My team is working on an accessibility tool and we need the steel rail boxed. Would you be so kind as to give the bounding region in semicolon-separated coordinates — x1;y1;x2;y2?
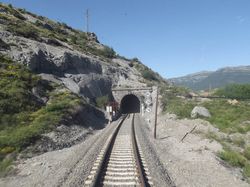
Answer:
87;115;127;187
85;113;150;187
131;114;150;187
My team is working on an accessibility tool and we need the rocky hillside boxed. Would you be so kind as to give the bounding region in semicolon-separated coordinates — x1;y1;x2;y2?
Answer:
0;3;166;100
170;66;250;91
0;3;168;173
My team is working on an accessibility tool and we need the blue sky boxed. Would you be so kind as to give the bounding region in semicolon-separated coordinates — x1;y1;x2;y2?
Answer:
1;0;250;78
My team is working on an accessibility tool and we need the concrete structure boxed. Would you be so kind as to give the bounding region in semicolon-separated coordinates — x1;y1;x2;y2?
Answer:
112;87;155;114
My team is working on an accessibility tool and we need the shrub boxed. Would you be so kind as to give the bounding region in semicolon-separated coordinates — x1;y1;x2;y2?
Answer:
96;95;109;109
128;62;134;67
7;4;13;9
0;4;26;20
6;21;39;40
60;22;73;30
244;147;250;160
70;35;77;44
141;69;158;81
243;163;250;177
132;57;140;62
134;62;159;82
215;84;250;99
102;46;116;58
0;158;13;177
231;137;245;147
34;20;43;27
17;8;27;14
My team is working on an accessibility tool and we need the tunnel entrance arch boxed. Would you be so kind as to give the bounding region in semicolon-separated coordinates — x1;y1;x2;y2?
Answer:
120;94;140;114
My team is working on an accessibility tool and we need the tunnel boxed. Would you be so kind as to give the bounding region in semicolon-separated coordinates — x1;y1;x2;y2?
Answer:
120;94;140;114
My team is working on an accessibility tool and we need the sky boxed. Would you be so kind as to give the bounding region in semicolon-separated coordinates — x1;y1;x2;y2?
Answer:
1;0;250;78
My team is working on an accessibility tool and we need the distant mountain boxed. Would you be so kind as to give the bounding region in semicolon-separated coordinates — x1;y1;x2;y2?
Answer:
169;66;250;91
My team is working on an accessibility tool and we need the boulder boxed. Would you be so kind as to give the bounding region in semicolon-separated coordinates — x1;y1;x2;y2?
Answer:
227;99;239;105
191;106;211;118
0;38;10;50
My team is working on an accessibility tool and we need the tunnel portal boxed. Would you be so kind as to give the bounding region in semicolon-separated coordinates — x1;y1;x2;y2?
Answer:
120;94;140;114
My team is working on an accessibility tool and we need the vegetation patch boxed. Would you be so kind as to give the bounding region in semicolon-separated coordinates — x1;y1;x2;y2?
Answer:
215;84;250;99
95;95;109;109
161;85;250;133
161;85;193;118
244;147;250;160
162;97;196;118
6;20;40;40
203;100;250;133
0;3;26;20
134;61;160;82
87;45;116;59
161;84;250;181
219;149;250;177
0;157;13;177
0;55;85;175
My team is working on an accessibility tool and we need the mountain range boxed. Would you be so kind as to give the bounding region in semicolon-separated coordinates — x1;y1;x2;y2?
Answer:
169;66;250;91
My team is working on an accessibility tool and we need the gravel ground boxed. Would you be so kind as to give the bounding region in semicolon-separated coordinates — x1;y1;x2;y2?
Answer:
0;120;121;187
135;114;175;187
144;112;250;187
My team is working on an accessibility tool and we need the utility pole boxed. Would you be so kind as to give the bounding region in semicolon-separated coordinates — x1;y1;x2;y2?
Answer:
85;9;89;33
154;87;158;139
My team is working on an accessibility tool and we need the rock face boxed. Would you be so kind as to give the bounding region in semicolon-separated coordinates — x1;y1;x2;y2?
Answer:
191;106;211;118
0;28;145;101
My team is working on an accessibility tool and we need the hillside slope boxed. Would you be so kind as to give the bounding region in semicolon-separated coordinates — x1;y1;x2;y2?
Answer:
170;66;250;90
0;3;166;101
0;3;167;174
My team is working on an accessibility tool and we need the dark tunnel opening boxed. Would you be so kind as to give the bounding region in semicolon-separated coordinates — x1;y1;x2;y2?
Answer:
120;94;140;114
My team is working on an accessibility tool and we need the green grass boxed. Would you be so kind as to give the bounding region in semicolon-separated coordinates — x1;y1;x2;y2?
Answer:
0;55;40;115
6;19;40;40
231;137;245;148
160;85;193;118
0;91;83;149
219;149;247;167
0;158;13;177
161;87;250;133
203;100;250;133
219;149;250;178
164;97;196;118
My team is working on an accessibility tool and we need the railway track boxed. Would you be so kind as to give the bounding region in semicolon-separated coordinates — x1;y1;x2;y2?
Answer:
84;114;153;187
